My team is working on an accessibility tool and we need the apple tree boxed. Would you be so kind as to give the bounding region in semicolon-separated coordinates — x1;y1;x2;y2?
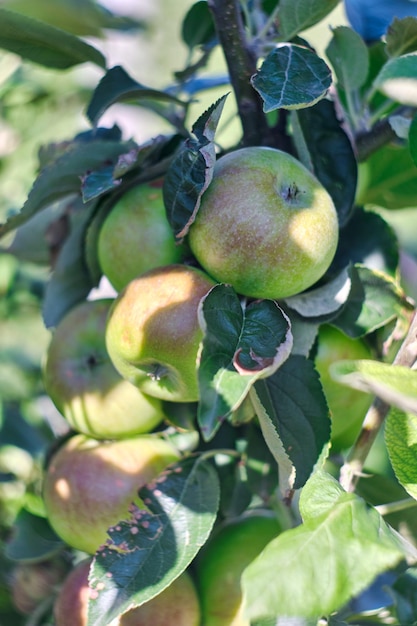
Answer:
2;0;417;624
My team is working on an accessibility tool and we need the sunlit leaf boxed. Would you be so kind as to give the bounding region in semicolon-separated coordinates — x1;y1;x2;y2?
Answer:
198;284;293;441
374;53;417;106
386;408;417;500
0;7;105;69
251;44;332;112
331;360;417;415
87;456;219;626
241;471;407;620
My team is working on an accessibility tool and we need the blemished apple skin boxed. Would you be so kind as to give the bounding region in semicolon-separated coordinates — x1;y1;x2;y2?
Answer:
43;433;180;554
315;324;373;451
97;181;183;292
105;264;216;403
43;299;165;440
196;511;283;626
53;558;201;626
188;146;339;300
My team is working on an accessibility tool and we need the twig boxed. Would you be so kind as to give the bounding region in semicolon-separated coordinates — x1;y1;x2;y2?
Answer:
339;310;417;492
207;0;271;147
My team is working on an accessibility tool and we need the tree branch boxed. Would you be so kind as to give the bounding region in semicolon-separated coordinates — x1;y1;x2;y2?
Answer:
207;0;271;147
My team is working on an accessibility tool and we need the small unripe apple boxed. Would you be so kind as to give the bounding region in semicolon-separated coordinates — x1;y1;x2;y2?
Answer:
43;433;180;554
53;558;201;626
105;264;216;403
196;511;283;625
314;324;373;451
43;298;165;439
97;181;183;292
188;146;339;300
11;556;69;615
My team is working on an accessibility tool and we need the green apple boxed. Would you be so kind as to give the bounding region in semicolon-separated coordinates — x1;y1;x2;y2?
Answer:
43;433;180;554
97;181;183;292
196;511;283;626
105;264;216;403
53;558;201;626
43;298;165;440
188;146;339;300
314;324;373;451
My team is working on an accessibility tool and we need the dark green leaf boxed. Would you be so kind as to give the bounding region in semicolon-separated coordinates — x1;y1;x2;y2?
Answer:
278;0;339;41
181;1;216;50
163;95;227;240
251;355;330;493
326;26;369;91
0;138;136;239
409;113;417;167
5;509;64;562
251;44;332;112
0;7;105;69
292;99;357;226
197;285;293;441
42;197;98;328
241;471;407;620
86;66;186;127
357;143;417;210
333;265;411;338
87;456;219;626
330;207;399;278
386;17;417;58
391;568;417;625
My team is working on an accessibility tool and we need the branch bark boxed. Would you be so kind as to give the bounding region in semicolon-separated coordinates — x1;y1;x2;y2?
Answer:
207;0;271;147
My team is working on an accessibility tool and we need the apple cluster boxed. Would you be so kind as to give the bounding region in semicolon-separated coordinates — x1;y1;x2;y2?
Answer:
35;146;340;624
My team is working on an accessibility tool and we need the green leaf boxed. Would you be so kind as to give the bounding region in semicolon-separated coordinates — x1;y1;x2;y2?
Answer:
181;1;216;50
42;197;98;328
278;0;339;41
357;143;417;210
331;207;399;279
251;44;332;112
332;361;417;415
409;114;417;167
197;285;293;441
374;53;417;106
0;7;105;69
285;267;351;319
86;66;186;127
163;95;227;240
0;137;136;239
5;509;64;562
0;0;142;37
386;409;417;500
333;265;410;338
87;456;219;626
386;17;417;58
291;99;357;226
241;470;406;620
391;567;417;625
251;356;331;494
326;26;369;91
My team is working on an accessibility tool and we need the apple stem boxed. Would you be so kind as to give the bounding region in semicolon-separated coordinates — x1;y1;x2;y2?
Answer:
207;0;271;147
339;310;417;493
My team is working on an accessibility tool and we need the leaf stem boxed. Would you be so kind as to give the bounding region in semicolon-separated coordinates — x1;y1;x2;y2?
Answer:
339;310;417;492
375;497;417;517
207;0;271;146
